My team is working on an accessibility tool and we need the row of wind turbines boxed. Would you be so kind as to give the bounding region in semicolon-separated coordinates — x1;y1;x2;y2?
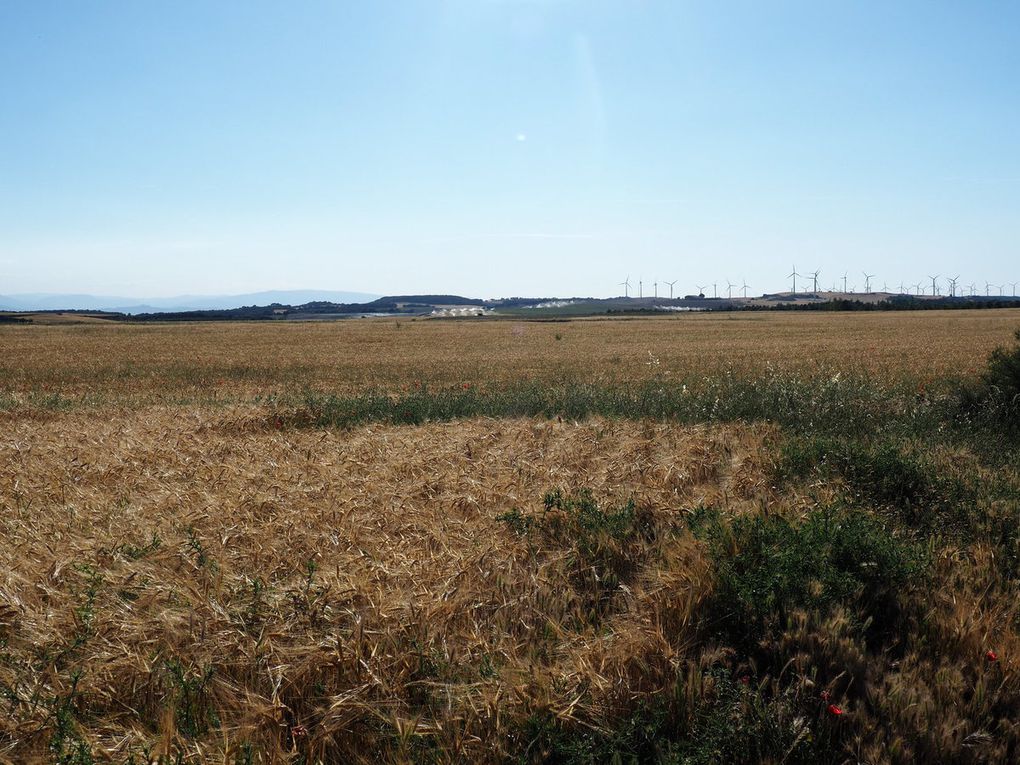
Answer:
617;277;753;300
786;267;1019;298
617;271;1019;300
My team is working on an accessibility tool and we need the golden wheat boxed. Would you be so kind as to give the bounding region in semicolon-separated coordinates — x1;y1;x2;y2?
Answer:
0;411;765;762
1;312;1018;763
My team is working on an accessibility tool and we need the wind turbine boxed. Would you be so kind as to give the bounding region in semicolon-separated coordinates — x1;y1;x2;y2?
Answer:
862;272;875;293
653;281;658;299
665;280;677;299
914;283;922;296
1011;282;1018;297
842;272;848;293
696;284;707;298
638;279;643;299
1000;284;1006;297
619;276;631;298
809;269;821;293
947;275;959;297
726;279;735;299
986;281;992;297
741;280;750;298
928;275;940;296
712;282;718;298
898;281;906;294
882;281;888;293
969;283;976;297
788;265;800;294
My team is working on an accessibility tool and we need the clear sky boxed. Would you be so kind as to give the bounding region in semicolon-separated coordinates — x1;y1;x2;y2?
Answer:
2;1;1018;298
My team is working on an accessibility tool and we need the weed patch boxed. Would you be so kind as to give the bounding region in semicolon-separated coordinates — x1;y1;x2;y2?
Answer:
298;372;925;438
511;668;838;765
689;506;927;647
499;489;656;624
778;438;977;536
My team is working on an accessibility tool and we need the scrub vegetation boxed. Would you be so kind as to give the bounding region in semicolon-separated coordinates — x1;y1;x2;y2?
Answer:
1;311;1019;763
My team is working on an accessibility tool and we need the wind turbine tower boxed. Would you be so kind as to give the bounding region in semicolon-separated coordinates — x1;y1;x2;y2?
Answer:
1011;282;1018;297
863;272;875;293
947;275;959;297
726;279;735;299
788;265;800;294
809;269;820;293
653;281;658;299
619;276;631;298
666;280;677;299
842;272;848;293
741;280;750;298
696;284;707;298
928;275;940;296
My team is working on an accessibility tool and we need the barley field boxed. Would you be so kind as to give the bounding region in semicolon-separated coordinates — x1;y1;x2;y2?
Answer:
1;311;1019;764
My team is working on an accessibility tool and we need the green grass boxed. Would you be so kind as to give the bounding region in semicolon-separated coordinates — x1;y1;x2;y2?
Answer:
297;372;941;436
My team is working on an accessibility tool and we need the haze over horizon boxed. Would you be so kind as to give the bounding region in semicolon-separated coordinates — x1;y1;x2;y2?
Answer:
2;1;1018;299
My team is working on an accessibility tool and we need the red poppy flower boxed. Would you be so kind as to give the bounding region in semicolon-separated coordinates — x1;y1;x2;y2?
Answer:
462;383;471;389
986;650;999;662
827;704;844;717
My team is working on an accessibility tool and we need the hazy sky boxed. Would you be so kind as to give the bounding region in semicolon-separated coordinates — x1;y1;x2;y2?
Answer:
2;1;1018;298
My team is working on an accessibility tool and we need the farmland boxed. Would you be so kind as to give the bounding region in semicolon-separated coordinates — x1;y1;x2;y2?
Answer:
1;310;1017;404
2;310;1019;764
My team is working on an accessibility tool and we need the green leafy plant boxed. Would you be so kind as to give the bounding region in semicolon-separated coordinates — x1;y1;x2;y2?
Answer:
48;670;94;765
163;661;220;738
689;506;927;646
499;489;656;624
511;668;836;765
778;437;976;536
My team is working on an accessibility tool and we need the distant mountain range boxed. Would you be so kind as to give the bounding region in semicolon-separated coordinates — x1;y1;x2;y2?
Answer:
0;290;380;313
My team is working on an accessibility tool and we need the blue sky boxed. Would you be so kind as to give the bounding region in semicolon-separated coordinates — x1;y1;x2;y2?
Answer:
1;1;1018;298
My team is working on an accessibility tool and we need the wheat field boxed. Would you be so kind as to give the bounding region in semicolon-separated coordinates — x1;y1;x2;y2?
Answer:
2;310;1017;404
1;311;1019;764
